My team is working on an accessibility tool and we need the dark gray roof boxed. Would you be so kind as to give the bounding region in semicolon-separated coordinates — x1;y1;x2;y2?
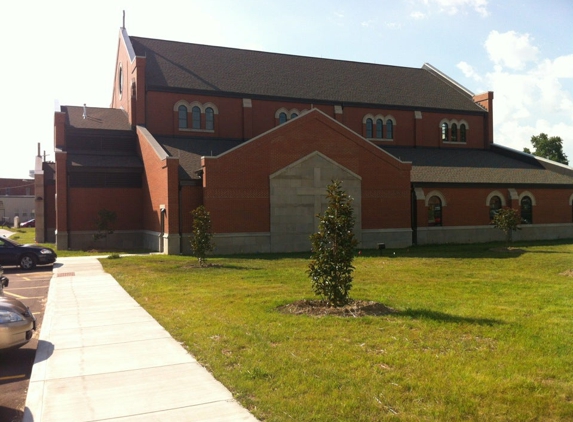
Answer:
130;36;484;113
62;106;132;131
156;137;244;180
382;146;573;185
67;153;143;169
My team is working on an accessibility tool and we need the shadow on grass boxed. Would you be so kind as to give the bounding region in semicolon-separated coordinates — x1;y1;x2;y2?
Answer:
397;308;503;326
186;263;261;271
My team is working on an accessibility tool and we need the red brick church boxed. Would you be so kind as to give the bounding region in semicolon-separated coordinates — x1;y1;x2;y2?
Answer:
35;26;573;254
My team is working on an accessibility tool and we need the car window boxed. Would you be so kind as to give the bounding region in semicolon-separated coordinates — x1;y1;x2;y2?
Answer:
0;239;15;248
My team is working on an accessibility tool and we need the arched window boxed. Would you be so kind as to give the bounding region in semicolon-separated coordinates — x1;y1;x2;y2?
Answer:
192;106;201;129
118;65;123;95
376;119;383;138
290;113;298;119
460;124;467;142
386;120;393;139
279;112;287;124
489;195;502;220
366;118;373;138
451;123;458;142
428;196;442;226
205;107;214;130
441;122;449;142
178;105;188;129
521;196;533;224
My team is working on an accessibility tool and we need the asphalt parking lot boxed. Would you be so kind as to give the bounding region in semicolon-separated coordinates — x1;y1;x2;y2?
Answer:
0;266;52;422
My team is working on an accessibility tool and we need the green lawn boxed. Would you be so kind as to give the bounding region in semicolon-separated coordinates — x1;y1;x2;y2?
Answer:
100;242;573;421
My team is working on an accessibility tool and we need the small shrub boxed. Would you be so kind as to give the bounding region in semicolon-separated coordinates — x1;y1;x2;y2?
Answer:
107;253;121;259
190;206;214;267
493;207;521;244
308;180;358;307
93;209;117;241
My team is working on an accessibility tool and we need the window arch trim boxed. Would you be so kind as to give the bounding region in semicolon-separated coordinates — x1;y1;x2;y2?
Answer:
275;108;304;123
424;190;447;207
275;107;289;118
362;113;375;123
174;100;217;132
485;191;506;207
203;102;219;114
363;114;396;140
518;191;536;206
173;100;190;111
440;119;469;143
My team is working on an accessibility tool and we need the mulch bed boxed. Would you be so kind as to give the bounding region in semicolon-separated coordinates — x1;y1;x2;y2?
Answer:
277;299;396;317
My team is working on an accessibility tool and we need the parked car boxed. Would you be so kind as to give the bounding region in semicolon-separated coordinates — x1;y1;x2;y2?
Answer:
0;266;36;350
0;237;57;270
0;266;7;293
20;219;35;228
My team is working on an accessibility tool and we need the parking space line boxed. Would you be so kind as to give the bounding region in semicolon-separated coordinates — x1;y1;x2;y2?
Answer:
6;286;50;290
2;291;27;299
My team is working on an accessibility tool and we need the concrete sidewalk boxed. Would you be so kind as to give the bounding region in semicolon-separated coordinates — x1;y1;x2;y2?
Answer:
24;256;257;421
0;229;13;238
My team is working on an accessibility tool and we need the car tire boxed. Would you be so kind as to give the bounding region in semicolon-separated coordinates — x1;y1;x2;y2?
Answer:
20;255;37;270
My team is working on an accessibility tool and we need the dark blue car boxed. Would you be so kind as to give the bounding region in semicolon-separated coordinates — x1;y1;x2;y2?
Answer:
0;237;57;270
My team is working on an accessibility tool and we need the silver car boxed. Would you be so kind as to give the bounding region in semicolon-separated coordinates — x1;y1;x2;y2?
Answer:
0;266;36;350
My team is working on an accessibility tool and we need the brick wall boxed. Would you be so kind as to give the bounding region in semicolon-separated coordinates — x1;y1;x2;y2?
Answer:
203;109;412;234
66;188;143;230
416;186;573;228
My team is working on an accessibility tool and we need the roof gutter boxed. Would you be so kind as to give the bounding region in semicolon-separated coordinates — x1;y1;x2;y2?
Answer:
422;63;475;97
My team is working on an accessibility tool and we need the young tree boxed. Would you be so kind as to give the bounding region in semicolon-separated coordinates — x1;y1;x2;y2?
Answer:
524;133;569;165
190;205;214;267
93;209;117;242
492;207;521;244
308;180;358;307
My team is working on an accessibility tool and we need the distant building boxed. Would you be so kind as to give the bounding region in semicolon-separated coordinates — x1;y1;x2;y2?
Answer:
38;27;573;253
0;178;35;226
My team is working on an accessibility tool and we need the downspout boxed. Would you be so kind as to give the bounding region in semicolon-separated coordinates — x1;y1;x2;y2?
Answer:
159;206;166;253
411;185;418;245
178;183;183;254
66;174;71;249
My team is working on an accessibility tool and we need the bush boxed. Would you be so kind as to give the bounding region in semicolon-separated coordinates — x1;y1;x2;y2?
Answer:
308;180;358;307
493;207;521;244
93;209;117;241
190;206;214;267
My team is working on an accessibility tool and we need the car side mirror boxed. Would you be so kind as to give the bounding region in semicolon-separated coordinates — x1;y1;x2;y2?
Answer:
1;278;8;288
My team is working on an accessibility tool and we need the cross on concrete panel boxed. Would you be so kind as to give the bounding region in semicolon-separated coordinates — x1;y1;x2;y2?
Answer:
296;167;326;231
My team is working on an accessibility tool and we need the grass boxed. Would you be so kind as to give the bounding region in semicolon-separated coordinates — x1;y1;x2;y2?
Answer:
100;242;573;421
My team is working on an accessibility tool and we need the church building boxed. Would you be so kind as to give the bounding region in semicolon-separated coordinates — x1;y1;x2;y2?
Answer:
34;26;573;254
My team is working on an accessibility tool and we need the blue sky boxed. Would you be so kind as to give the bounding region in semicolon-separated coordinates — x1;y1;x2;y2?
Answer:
1;0;571;178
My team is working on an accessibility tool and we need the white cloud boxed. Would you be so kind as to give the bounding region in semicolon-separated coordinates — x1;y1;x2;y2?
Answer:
540;54;573;79
464;31;573;162
484;30;539;70
410;11;426;19
385;22;403;29
415;0;489;17
457;61;482;82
